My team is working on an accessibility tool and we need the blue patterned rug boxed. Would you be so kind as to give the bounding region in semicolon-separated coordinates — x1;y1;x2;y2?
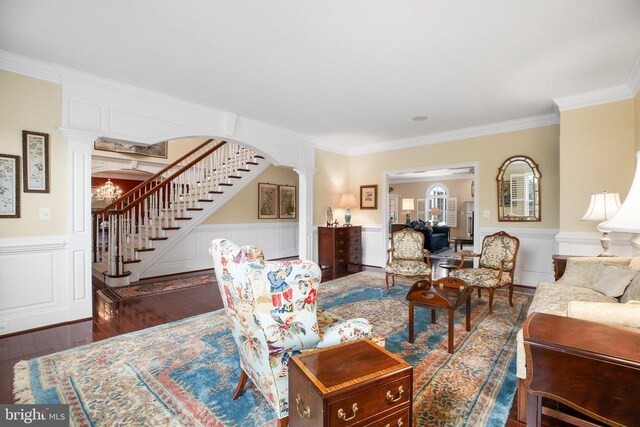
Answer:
14;272;530;426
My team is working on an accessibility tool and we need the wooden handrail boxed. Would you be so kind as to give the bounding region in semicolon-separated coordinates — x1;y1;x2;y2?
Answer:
96;138;215;213
107;141;227;215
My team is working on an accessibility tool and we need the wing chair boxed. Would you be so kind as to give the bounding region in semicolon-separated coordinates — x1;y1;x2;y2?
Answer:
450;230;520;313
385;228;432;290
209;239;373;426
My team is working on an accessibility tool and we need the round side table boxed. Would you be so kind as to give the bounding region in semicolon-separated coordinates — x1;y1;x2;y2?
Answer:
438;263;458;277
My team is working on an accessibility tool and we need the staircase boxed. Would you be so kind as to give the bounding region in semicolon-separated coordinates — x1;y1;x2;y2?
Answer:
92;139;268;286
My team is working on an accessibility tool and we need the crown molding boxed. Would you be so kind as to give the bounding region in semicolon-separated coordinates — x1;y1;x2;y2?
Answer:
389;173;474;184
553;85;634;112
0;49;60;83
342;113;560;156
627;50;640;96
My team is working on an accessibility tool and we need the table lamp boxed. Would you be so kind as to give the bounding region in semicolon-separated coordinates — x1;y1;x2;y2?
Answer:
430;207;442;225
402;198;415;223
581;191;621;256
339;192;357;226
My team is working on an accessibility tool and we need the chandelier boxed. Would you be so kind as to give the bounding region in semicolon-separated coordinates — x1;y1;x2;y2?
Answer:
92;179;123;203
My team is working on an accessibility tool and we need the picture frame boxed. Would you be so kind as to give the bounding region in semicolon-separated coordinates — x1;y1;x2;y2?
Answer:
94;138;168;159
278;185;296;219
258;183;278;219
0;154;20;218
22;130;49;193
360;184;378;209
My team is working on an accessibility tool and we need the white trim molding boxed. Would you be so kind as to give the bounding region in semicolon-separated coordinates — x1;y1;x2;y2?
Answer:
552;85;635;112
555;231;635;256
142;222;299;278
0;236;67;254
627;49;640;96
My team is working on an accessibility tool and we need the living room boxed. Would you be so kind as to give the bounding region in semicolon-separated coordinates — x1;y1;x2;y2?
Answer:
1;1;640;426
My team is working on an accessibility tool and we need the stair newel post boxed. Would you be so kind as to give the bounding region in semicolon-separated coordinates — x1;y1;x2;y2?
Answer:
159;186;165;236
137;201;143;255
150;192;157;241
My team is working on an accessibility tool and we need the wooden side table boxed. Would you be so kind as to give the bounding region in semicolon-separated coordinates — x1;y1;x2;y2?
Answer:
406;277;474;353
288;339;413;426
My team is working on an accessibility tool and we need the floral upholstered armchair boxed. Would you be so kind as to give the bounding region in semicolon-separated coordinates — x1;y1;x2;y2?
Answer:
450;231;520;313
385;228;432;290
209;239;372;425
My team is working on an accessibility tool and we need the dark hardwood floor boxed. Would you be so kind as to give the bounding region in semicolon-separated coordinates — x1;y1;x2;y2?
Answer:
0;265;575;426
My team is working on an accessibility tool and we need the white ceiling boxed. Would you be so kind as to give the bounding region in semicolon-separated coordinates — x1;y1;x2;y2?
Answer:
1;0;639;153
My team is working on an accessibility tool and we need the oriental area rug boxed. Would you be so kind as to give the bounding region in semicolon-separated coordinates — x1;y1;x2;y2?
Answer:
97;272;215;303
14;272;531;426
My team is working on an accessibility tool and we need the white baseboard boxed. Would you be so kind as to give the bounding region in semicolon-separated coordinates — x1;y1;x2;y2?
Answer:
0;236;77;335
141;222;299;278
555;231;635;256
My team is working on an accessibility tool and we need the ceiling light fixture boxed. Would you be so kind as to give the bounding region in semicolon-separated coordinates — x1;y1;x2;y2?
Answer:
92;179;123;203
411;116;429;122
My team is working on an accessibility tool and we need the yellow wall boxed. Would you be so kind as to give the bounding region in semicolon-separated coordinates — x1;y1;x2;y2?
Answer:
203;165;298;223
389;179;473;237
559;99;636;232
314;149;350;224
635;90;640;152
316;125;560;229
0;70;67;237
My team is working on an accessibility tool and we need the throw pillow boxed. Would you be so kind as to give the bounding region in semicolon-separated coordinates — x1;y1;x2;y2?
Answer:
557;257;631;288
621;273;640;303
592;264;638;298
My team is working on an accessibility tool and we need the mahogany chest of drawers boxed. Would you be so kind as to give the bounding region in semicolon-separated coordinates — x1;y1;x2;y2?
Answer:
318;226;362;273
289;339;413;427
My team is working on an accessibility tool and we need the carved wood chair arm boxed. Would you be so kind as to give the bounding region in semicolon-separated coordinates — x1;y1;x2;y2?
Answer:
458;253;480;269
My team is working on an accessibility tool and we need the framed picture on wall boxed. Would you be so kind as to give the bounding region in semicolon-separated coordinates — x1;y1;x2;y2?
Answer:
360;184;378;209
22;130;49;193
278;185;296;219
0;154;20;218
258;183;278;219
94;137;168;159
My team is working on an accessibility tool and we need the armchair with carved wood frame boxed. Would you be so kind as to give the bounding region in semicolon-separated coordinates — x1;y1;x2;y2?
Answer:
385;228;432;290
450;230;520;313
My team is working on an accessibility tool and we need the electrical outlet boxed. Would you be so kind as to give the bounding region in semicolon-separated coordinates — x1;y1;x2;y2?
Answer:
0;322;8;334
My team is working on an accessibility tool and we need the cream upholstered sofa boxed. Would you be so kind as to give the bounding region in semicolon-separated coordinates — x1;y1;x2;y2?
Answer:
516;256;640;418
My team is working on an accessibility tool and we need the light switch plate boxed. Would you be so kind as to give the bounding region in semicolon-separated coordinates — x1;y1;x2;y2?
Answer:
39;207;52;220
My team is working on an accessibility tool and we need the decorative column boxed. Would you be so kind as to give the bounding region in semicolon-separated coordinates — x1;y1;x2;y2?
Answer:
294;167;316;261
60;128;99;320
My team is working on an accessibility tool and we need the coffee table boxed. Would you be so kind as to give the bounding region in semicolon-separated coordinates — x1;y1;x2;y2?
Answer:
406;277;475;353
454;237;473;252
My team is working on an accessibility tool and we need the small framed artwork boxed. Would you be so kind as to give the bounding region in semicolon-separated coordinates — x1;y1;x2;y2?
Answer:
258;183;278;219
22;130;49;193
360;184;378;209
0;154;20;218
278;185;296;219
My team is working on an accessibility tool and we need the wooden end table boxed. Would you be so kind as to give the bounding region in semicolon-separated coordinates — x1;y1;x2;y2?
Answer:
406;277;474;353
288;339;413;426
454;237;474;252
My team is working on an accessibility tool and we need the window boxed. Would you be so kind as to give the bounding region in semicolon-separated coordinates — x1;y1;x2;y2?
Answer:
425;183;457;227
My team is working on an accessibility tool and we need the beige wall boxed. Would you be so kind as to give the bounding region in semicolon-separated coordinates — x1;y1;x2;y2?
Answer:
559;99;636;232
0;70;67;237
92;137;205;164
390;179;473;237
315;125;560;230
313;149;350;224
204;165;298;224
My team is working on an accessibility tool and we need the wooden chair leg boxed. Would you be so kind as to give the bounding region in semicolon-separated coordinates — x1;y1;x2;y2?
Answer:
385;273;390;290
508;283;514;307
392;275;396;287
517;379;527;423
477;288;481;298
232;369;248;400
488;288;494;314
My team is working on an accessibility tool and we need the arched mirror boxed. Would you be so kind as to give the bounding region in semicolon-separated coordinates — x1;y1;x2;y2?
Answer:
497;155;541;222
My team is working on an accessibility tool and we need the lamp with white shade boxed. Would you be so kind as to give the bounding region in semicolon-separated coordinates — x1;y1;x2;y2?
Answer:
339;192;357;226
581;191;621;256
600;152;640;236
402;198;414;223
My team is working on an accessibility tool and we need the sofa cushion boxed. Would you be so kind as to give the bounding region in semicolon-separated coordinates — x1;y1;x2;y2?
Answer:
567;301;640;328
592;264;638;297
527;283;617;317
556;257;632;289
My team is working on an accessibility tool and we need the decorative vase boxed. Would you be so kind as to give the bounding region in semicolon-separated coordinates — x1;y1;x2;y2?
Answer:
344;207;352;226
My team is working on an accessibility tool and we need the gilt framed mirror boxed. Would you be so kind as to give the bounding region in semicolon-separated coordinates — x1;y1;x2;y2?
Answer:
497;155;541;222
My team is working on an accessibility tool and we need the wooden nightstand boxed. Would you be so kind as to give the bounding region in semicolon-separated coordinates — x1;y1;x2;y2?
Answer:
288;339;413;426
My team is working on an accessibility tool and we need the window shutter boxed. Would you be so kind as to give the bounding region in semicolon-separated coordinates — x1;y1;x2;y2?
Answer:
510;174;526;216
417;199;426;221
446;197;457;227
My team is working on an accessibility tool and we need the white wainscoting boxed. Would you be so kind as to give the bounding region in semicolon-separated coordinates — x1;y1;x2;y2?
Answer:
555;231;635;256
477;227;558;286
0;236;71;335
142;222;299;278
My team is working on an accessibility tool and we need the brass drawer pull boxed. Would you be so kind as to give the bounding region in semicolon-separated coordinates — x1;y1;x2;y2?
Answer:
296;393;311;418
385;419;403;427
386;385;404;403
337;403;358;421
